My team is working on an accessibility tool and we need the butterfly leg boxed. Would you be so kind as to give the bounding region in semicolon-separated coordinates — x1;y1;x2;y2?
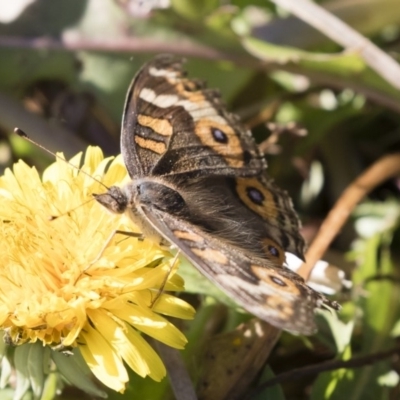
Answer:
115;230;144;240
150;250;181;308
85;230;143;272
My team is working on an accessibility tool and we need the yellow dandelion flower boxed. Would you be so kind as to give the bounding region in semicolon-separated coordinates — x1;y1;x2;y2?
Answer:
0;146;194;393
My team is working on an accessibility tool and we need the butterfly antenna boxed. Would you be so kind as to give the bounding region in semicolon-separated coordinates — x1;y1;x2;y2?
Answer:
49;198;95;221
14;127;109;190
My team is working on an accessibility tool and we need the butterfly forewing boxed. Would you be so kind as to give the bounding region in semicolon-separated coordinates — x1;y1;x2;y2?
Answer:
121;54;265;179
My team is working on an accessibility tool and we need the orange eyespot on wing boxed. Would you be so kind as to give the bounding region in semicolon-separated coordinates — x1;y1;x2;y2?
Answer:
260;238;286;265
235;177;279;220
194;119;245;168
251;265;302;296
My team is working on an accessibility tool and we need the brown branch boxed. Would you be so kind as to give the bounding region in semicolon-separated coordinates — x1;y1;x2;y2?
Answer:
0;35;254;65
298;153;400;279
247;346;400;398
152;340;197;400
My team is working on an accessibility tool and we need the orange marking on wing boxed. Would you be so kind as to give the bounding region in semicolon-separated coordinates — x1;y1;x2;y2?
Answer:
172;81;206;101
179;80;199;92
184;91;207;103
134;136;166;154
173;230;204;243
137;115;173;137
192;248;228;265
264;295;294;318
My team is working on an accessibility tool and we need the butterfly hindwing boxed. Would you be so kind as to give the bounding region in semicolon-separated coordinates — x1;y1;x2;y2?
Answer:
150;173;305;263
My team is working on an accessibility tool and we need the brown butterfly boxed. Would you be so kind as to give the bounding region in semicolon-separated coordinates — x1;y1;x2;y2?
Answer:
95;55;340;335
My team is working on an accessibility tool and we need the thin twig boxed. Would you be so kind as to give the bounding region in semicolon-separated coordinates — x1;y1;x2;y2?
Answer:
152;340;198;400
298;153;400;279
271;0;400;90
247;346;400;398
0;35;250;65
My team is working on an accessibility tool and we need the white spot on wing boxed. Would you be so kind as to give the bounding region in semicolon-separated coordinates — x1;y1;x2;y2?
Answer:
139;88;156;103
149;67;179;78
188;107;217;120
139;88;179;108
139;89;227;125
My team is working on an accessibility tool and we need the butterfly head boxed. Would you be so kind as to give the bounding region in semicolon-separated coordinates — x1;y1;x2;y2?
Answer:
93;186;128;214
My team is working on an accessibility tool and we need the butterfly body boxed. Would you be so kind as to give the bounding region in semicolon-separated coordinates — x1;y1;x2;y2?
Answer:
95;55;340;335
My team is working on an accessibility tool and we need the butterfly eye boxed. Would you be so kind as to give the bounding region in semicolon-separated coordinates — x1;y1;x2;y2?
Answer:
246;186;265;205
211;128;228;143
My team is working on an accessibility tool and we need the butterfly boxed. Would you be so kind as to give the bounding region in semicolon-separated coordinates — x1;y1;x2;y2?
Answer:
95;54;340;335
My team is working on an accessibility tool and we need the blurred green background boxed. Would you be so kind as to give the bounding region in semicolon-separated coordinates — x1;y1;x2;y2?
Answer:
0;1;399;399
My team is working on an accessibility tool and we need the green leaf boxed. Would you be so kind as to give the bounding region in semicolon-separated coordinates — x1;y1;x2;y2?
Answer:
40;373;58;400
254;366;286;400
27;342;44;399
52;348;106;398
313;226;400;400
241;36;400;112
14;345;31;400
318;310;354;354
171;0;219;20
